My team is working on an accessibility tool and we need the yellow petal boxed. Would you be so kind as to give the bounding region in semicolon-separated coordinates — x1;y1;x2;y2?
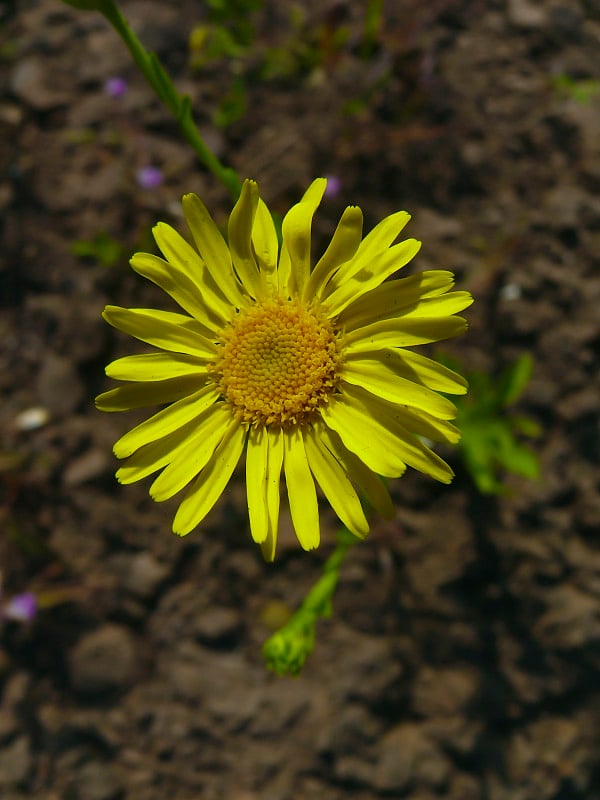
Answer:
246;425;269;544
113;385;221;459
346;347;468;395
105;352;209;382
283;427;320;550
102;306;217;358
398;291;474;319
321;397;408;477
343;385;455;483
280;178;327;296
151;223;232;322
338;270;456;330
386;403;461;445
260;427;284;562
228;179;263;299
115;420;199;484
345;315;469;352
130;250;227;328
173;421;247;536
181;193;244;307
252;197;279;274
323;239;421;317
95;375;207;412
304;427;369;538
318;425;395;519
150;403;232;501
341;361;457;419
326;210;412;293
303;205;363;301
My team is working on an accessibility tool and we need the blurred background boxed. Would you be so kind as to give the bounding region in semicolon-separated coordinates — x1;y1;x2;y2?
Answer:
0;0;599;798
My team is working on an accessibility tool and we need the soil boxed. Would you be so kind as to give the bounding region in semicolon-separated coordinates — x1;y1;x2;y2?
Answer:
1;0;600;798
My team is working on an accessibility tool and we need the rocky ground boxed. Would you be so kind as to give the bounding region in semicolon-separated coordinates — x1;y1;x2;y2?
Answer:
1;0;599;798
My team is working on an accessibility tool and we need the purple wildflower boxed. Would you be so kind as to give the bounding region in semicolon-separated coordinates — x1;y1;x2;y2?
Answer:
104;76;128;98
3;592;37;623
136;166;165;190
324;175;342;198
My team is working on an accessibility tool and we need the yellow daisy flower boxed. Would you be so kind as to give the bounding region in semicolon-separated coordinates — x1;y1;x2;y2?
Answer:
97;178;472;560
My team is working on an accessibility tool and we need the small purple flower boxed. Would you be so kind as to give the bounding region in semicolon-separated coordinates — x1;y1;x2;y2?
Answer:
3;592;37;623
136;166;165;190
104;76;128;98
324;175;342;198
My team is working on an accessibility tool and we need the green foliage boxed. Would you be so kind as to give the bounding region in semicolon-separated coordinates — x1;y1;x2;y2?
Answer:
71;231;124;267
213;77;247;128
361;0;383;58
447;354;541;495
551;74;600;104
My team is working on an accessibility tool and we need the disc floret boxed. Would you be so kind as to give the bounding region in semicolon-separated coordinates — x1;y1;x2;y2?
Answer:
213;297;341;426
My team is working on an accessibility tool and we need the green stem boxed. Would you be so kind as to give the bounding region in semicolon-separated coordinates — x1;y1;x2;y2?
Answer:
99;0;242;199
262;529;358;676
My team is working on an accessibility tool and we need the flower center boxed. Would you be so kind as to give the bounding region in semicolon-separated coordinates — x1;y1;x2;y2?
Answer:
213;297;341;426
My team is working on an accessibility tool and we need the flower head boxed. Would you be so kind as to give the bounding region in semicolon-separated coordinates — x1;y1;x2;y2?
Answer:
97;179;472;560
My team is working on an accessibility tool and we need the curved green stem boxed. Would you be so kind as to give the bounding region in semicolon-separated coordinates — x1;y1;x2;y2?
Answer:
262;529;358;676
98;0;242;199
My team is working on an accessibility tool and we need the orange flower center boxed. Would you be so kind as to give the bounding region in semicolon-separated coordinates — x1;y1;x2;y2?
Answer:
213;297;341;426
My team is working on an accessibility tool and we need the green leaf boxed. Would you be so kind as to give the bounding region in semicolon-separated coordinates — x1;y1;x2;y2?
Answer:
497;354;534;407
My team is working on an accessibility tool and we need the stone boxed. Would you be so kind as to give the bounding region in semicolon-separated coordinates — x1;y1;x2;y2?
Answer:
62;448;110;486
0;736;32;788
194;607;244;644
69;625;137;695
36;353;85;416
120;552;169;599
374;723;452;792
73;760;124;800
412;665;479;717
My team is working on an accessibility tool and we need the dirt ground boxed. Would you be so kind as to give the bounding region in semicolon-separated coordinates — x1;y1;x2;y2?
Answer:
1;0;599;798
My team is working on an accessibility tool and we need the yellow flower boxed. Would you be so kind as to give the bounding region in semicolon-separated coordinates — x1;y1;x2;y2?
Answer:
97;179;472;560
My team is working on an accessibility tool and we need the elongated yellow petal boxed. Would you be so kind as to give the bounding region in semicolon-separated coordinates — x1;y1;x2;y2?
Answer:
323;239;421;317
303;205;363;301
95;375;207;412
386;292;472;322
318;425;395;519
386;402;461;445
113;385;221;459
173;421;247;536
252;197;278;274
280;178;327;296
326;210;411;294
181;193;244;307
102;306;217;358
115;420;199;484
130;251;227;328
341;361;457;419
342;376;460;443
304;427;369;538
105;352;209;382
260;427;284;562
320;397;407;478
150;403;232;501
345;316;468;352
338;271;456;330
345;347;468;394
283;428;320;550
228;179;263;299
151;222;233;321
343;384;454;483
246;425;269;544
